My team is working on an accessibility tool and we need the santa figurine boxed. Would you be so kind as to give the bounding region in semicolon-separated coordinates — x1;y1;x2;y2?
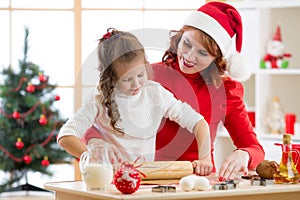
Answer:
260;25;292;69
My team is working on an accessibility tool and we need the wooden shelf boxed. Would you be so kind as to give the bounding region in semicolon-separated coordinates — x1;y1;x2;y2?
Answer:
256;69;300;75
258;133;300;142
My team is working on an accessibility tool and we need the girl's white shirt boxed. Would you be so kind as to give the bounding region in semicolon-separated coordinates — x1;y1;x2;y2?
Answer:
58;80;203;162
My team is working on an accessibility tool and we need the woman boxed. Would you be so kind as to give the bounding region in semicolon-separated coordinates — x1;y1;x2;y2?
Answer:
152;1;264;180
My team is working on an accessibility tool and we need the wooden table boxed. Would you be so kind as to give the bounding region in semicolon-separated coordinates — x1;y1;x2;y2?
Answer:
44;179;300;200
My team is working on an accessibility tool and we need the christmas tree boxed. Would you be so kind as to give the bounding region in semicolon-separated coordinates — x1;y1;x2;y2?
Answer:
0;27;73;192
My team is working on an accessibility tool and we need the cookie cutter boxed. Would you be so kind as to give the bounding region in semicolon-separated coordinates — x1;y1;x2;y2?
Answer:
212;183;228;190
250;179;274;186
212;180;239;190
225;180;239;189
242;174;274;186
152;186;176;193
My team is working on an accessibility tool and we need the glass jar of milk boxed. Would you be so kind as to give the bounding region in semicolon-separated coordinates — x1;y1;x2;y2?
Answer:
79;143;114;190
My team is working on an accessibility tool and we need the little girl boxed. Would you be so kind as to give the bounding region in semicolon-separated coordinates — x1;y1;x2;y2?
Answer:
57;28;212;175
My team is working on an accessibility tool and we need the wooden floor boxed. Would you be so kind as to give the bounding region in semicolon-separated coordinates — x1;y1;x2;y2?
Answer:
0;191;54;200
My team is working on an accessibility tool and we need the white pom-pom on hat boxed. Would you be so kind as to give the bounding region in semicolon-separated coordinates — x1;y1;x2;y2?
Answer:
226;52;252;81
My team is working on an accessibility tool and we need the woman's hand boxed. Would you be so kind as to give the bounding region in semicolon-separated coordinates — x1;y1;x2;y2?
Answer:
192;155;213;176
218;149;249;180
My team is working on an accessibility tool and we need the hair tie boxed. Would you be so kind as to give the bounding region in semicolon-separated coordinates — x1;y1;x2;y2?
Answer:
102;32;111;39
101;28;120;41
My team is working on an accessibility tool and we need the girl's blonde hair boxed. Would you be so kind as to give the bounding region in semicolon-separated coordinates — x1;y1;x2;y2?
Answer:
96;28;147;135
162;26;227;87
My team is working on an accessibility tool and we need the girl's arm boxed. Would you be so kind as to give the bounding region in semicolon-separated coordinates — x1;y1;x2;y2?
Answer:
157;82;213;174
192;119;213;176
58;135;87;159
57;91;98;158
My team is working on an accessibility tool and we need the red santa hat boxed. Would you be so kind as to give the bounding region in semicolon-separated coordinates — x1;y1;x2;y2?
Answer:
183;1;251;81
273;25;282;41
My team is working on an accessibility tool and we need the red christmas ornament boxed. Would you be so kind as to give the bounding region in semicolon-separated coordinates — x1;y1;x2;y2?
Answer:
12;111;20;119
54;95;60;101
39;114;47;126
41;156;50;167
23;155;32;164
26;83;35;93
38;72;47;82
114;161;144;194
15;137;24;150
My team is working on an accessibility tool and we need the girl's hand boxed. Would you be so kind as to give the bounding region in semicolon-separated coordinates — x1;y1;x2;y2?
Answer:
107;144;122;165
218;149;249;181
192;155;213;176
87;138;122;165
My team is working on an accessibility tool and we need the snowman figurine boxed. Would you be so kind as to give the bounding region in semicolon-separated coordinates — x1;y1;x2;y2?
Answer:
260;25;292;69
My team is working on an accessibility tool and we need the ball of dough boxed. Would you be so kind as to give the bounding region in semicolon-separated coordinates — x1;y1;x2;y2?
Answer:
194;176;210;191
179;176;195;191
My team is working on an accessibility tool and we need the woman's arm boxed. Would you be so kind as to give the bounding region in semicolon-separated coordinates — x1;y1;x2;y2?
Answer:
219;80;265;179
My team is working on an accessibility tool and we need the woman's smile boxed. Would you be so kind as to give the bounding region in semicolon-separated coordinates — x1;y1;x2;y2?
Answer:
183;57;196;68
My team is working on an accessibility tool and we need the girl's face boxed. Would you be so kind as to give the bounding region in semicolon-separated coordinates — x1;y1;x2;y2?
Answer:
115;56;147;96
177;28;215;74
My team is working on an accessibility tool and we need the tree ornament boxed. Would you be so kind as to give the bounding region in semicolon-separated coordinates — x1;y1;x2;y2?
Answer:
41;156;50;167
38;72;47;82
54;95;60;101
12;111;20;119
114;163;141;194
39;114;47;126
23;155;32;164
113;157;146;194
15;137;24;150
26;83;35;93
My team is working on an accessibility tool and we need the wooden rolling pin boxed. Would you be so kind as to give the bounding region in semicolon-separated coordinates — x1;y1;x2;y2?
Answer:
137;161;193;180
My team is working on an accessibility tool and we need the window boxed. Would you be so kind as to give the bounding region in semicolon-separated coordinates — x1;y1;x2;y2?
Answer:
0;0;205;118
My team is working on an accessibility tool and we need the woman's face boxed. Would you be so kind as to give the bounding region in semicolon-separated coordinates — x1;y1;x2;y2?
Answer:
177;28;216;74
